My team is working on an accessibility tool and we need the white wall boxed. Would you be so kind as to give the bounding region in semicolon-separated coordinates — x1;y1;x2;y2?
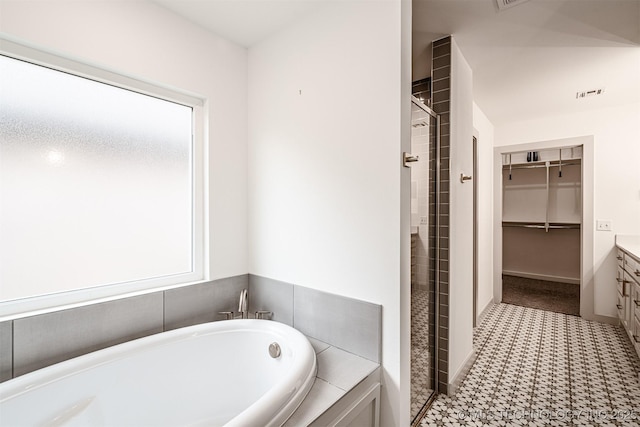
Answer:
0;1;249;282
472;103;495;318
247;1;410;424
494;103;640;318
448;39;474;385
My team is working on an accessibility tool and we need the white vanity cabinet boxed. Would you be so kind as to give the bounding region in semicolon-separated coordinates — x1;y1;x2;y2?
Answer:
633;280;640;350
616;254;627;329
616;238;640;358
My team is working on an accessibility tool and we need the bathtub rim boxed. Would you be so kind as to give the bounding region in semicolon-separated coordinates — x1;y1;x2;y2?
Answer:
0;319;317;426
221;319;318;427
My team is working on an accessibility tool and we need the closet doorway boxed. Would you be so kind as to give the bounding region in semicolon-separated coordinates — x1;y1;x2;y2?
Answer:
500;145;582;316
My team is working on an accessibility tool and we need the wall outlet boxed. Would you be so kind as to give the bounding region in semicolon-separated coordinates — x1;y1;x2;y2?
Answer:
596;220;612;231
420;216;428;225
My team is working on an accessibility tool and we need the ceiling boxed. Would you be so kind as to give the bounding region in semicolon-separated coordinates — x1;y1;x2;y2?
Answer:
156;0;640;126
155;0;323;47
413;0;640;125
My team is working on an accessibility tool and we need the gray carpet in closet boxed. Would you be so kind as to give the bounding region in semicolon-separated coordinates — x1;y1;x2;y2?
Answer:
502;274;580;316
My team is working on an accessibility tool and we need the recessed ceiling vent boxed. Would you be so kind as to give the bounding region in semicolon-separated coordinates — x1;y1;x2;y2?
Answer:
496;0;530;10
576;88;605;99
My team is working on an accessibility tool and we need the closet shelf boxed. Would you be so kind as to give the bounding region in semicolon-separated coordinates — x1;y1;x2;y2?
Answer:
502;159;581;170
502;221;581;230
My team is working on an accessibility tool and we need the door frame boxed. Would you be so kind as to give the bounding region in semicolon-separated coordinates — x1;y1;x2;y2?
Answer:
492;135;594;320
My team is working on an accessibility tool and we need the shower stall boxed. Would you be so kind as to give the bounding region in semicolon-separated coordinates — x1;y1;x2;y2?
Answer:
409;93;441;425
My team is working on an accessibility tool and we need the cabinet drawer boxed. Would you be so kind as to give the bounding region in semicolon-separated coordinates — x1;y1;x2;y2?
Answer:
624;254;638;278
617;249;625;268
634;282;640;321
630;258;640;284
617;292;625;322
634;316;640;354
616;267;627;296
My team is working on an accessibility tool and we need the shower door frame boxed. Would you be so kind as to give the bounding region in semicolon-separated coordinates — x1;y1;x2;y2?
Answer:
410;95;441;424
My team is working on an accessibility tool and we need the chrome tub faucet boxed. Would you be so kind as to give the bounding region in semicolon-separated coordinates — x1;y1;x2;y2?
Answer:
219;289;272;320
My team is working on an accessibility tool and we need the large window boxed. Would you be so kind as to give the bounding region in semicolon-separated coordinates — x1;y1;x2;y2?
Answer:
0;41;205;317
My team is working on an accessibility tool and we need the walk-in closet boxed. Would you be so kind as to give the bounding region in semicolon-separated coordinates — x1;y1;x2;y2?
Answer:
501;146;582;315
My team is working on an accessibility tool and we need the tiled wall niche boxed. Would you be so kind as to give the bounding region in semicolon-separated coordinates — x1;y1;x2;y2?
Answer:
0;275;381;382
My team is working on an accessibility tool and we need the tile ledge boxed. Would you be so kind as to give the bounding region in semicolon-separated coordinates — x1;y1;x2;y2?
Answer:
285;338;380;426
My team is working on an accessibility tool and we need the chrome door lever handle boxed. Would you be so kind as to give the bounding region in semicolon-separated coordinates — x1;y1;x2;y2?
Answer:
403;152;419;167
460;173;472;183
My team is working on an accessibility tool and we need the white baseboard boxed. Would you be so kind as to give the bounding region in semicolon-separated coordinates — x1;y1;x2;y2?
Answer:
476;299;494;327
502;270;580;285
588;313;619;325
448;349;476;396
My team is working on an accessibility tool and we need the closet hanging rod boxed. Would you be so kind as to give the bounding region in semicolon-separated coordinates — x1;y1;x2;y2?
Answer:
502;159;581;170
502;222;581;230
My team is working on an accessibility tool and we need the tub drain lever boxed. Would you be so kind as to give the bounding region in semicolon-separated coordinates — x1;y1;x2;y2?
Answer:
269;342;281;359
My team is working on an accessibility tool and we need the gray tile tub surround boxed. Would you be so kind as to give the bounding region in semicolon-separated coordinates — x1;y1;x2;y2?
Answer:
12;293;164;377
248;275;294;326
164;275;248;330
248;275;382;364
2;275;249;381
4;274;380;382
294;286;382;364
0;321;12;381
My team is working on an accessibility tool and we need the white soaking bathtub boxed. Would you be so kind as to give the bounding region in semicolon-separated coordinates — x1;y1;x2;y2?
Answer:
0;319;317;427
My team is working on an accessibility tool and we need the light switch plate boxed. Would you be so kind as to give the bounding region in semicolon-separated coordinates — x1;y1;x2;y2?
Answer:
596;220;612;231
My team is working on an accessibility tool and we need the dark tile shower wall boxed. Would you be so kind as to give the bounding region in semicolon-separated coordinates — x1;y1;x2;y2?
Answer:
412;78;431;106
431;36;451;395
410;37;451;396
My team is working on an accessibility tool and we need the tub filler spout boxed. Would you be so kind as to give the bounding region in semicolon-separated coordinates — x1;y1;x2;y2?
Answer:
238;289;248;319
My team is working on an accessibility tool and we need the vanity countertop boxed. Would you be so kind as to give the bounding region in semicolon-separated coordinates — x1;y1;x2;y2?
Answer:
616;235;640;261
284;337;380;426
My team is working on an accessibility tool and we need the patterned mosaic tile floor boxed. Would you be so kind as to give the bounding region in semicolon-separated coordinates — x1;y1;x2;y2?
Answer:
421;303;640;426
412;288;435;422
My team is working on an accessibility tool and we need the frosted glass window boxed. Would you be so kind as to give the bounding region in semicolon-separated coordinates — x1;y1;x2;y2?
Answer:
0;55;194;302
